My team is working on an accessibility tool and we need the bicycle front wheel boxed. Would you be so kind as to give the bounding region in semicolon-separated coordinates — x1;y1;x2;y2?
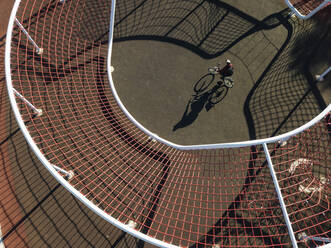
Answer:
194;74;214;93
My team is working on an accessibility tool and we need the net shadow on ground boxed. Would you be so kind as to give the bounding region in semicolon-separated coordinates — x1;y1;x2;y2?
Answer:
77;2;296;246
4;1;330;247
101;2;330;246
0;36;153;248
103;0;294;134
80;2;326;247
244;12;330;142
82;0;289;59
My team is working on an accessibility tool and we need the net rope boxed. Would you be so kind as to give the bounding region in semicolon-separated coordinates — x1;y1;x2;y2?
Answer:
287;0;330;17
6;0;330;247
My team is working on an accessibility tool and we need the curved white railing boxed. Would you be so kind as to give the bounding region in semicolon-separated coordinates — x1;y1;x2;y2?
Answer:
106;5;329;246
5;0;330;247
285;0;331;19
5;1;178;247
107;14;331;150
107;1;331;151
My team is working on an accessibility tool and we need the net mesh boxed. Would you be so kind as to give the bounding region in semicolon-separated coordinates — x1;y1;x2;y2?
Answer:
7;0;330;247
287;0;330;16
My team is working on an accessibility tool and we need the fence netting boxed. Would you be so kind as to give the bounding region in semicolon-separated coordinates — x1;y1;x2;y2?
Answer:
287;0;330;16
7;0;330;247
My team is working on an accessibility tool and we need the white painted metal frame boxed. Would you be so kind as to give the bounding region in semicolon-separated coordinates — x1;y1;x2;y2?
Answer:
316;66;331;81
13;88;42;116
319;244;331;248
0;224;5;248
285;0;331;19
299;233;331;244
319;243;331;248
15;17;43;54
263;144;298;248
5;0;331;247
5;1;178;248
106;1;330;246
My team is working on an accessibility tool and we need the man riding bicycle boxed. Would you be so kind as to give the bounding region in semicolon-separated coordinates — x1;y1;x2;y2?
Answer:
211;59;234;88
216;59;234;77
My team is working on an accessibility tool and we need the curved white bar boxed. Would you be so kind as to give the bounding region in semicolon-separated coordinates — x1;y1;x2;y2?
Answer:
107;38;331;150
107;1;331;151
285;0;331;19
5;1;178;247
5;0;331;247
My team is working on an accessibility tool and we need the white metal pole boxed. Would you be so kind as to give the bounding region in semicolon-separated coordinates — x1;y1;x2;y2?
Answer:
318;243;331;248
303;236;331;243
51;164;74;179
316;66;331;81
6;1;178;248
285;0;331;19
13;88;42;116
263;143;298;248
15;17;43;54
0;224;5;248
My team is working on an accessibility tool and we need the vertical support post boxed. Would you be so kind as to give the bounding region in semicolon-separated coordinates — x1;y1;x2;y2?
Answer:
263;143;298;248
316;66;331;81
15;18;43;55
13;88;42;116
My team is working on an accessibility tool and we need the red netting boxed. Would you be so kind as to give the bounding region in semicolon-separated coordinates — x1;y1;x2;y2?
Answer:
268;117;330;247
6;0;330;247
287;0;331;16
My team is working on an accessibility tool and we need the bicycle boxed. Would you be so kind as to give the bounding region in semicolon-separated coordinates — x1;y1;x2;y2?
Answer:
208;65;234;84
191;76;234;105
208;77;233;104
194;73;215;93
194;64;234;92
208;66;220;75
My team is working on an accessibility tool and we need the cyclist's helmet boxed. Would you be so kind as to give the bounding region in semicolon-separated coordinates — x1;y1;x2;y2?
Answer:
226;59;231;64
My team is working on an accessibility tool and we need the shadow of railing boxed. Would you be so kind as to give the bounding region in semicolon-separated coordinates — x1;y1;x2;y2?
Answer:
189;11;329;248
77;0;289;58
0;35;148;248
244;14;328;141
4;0;330;247
112;1;289;59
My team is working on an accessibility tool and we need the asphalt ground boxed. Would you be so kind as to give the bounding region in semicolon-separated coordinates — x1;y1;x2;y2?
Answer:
112;0;330;145
0;0;330;247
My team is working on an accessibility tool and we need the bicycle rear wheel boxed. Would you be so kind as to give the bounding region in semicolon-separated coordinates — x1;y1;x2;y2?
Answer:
209;85;228;104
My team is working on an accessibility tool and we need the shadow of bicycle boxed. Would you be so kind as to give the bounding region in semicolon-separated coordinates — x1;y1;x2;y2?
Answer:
173;73;231;131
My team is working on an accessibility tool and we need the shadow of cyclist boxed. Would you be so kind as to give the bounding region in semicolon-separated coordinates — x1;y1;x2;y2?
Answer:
172;91;210;131
173;75;229;131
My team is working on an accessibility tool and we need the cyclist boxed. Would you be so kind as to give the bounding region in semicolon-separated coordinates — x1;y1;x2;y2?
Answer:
218;59;234;77
216;59;234;88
